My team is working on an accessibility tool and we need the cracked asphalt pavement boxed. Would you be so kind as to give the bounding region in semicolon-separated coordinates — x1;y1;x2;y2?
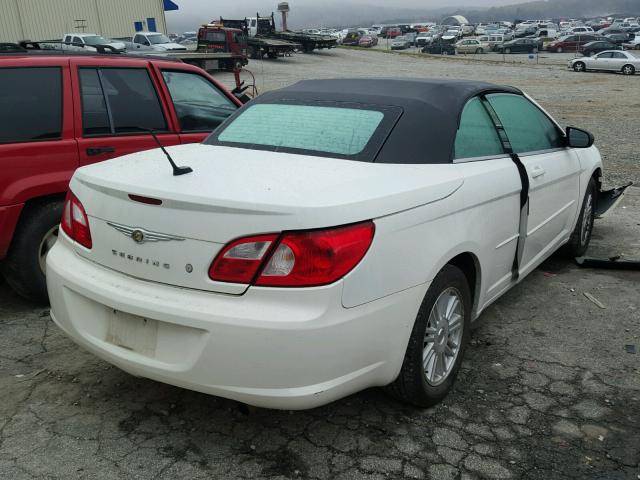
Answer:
2;51;640;480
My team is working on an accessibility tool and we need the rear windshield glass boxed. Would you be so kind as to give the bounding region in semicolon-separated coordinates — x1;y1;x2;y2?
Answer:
209;102;400;160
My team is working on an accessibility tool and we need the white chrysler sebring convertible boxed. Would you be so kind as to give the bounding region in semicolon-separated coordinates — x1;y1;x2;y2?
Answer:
48;79;607;409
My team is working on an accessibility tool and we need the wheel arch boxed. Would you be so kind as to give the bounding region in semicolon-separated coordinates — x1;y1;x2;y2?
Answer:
591;167;603;205
19;192;66;218
442;251;482;319
11;193;66;242
1;193;66;260
592;167;603;191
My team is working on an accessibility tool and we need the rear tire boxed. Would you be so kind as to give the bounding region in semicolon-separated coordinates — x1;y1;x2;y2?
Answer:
556;47;563;53
387;265;471;407
560;178;596;258
622;64;635;75
248;46;260;60
1;200;63;303
475;47;483;54
504;47;511;54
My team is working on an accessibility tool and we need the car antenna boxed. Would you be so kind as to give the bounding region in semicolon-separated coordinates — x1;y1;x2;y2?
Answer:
148;129;193;176
127;127;193;176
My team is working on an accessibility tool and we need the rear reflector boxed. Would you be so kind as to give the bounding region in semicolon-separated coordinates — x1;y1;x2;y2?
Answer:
208;222;375;287
61;190;92;249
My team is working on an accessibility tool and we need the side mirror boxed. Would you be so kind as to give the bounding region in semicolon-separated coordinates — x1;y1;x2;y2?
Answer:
566;127;594;148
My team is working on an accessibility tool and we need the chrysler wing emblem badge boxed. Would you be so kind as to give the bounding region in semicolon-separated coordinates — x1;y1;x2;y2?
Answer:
131;230;145;244
107;222;185;244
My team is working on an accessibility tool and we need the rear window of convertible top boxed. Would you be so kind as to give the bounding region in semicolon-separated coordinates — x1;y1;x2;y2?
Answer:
207;102;402;161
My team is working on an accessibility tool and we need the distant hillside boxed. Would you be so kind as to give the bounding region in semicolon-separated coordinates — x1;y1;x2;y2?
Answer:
455;0;640;22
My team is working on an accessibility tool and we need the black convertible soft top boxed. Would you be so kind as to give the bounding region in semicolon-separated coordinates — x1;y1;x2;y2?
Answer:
210;78;523;164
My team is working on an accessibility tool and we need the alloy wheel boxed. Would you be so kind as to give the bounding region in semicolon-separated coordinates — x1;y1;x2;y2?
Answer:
581;192;593;245
38;225;59;274
422;287;464;386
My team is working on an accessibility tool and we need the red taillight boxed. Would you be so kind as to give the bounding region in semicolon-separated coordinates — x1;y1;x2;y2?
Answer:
61;191;92;249
208;234;278;284
208;222;375;287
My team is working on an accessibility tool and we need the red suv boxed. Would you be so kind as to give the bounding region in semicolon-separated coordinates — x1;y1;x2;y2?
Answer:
0;48;241;301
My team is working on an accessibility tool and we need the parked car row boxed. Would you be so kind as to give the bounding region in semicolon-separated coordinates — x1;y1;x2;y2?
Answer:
450;32;639;56
337;17;639;56
455;37;542;54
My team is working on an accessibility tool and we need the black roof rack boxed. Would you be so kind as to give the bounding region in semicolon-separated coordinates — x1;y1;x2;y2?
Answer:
20;40;121;53
0;42;27;53
0;41;183;63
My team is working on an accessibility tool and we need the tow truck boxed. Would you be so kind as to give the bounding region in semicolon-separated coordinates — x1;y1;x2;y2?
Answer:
121;26;248;71
252;13;337;53
218;16;299;59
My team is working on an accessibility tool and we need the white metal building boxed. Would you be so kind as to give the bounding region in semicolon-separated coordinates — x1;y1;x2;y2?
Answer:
442;15;470;26
0;0;179;42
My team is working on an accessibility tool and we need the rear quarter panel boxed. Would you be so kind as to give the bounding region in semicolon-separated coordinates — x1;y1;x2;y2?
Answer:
342;159;522;314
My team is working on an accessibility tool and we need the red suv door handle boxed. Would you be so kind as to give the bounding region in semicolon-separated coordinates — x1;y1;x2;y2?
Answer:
86;147;116;156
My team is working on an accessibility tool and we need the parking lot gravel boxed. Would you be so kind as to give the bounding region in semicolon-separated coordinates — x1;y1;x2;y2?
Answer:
1;48;639;480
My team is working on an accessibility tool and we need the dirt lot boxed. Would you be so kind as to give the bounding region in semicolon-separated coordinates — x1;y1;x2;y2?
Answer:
1;48;639;480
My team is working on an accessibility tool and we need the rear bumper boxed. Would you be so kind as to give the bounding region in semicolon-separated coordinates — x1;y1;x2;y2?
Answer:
47;237;426;409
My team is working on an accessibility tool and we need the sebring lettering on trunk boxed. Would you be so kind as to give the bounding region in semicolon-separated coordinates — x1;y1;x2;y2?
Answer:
111;250;170;270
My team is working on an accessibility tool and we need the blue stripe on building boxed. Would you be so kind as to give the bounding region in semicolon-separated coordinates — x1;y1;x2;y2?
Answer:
164;0;179;11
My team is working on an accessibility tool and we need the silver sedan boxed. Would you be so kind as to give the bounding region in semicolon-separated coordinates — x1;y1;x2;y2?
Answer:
569;50;639;75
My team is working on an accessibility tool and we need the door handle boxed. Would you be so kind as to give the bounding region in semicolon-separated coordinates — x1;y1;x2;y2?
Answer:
86;147;116;156
531;166;546;178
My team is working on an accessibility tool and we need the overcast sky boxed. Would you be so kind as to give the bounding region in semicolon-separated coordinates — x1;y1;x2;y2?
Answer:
166;0;533;32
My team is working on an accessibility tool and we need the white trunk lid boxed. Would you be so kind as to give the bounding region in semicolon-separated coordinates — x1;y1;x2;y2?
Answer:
70;144;463;294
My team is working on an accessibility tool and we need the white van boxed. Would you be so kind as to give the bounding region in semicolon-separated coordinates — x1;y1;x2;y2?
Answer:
535;29;559;39
477;34;511;50
571;26;594;34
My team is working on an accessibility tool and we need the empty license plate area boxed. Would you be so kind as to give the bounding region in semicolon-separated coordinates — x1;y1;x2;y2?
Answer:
106;310;159;357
